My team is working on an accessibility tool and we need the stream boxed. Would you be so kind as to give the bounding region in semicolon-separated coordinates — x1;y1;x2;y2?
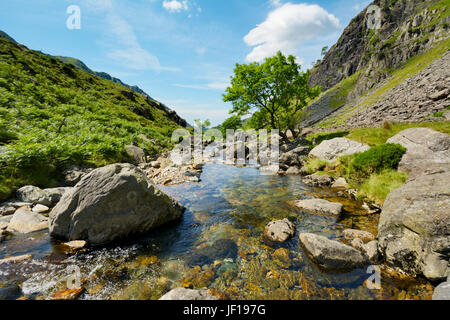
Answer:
0;161;433;300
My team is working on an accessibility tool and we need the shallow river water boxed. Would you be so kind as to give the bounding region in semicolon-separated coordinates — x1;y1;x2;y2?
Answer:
0;162;433;300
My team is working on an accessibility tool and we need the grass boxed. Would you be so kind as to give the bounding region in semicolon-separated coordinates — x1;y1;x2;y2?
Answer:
304;158;330;175
0;36;183;200
358;169;408;205
345;121;450;146
307;130;349;147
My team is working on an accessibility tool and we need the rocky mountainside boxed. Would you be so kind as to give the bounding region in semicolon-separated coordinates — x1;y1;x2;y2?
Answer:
303;0;449;128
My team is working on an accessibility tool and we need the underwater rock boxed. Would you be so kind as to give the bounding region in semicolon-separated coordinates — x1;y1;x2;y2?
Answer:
299;233;367;271
52;287;85;300
264;219;296;242
187;239;238;267
295;198;343;217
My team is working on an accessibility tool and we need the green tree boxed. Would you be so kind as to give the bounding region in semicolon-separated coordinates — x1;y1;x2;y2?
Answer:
321;46;329;57
223;51;320;141
220;115;242;136
194;119;211;132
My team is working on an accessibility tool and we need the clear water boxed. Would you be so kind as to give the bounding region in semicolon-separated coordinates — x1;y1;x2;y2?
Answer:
0;163;433;300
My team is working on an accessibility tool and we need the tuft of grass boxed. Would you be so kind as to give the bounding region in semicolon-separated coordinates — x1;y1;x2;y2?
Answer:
346;121;450;146
304;158;330;174
307;130;349;147
358;169;408;205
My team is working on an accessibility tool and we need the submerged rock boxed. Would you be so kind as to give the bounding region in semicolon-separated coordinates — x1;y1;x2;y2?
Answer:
0;254;32;264
187;239;238;267
52;288;85;300
7;208;48;234
49;163;185;245
264;219;296;242
294;198;343;217
378;169;450;281
309;138;370;162
299;233;367;271
159;287;223;300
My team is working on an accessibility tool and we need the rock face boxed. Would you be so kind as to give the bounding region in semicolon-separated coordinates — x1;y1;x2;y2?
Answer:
264;219;296;242
7;208;48;234
378;168;450;281
49;163;185;245
159;288;221;300
309;138;370;162
387;128;450;175
299;233;367;270
294;199;343;217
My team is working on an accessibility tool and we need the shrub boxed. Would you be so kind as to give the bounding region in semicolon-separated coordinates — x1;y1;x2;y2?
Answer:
349;143;406;181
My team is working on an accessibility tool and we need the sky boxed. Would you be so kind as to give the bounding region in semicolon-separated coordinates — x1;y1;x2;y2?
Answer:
0;0;372;126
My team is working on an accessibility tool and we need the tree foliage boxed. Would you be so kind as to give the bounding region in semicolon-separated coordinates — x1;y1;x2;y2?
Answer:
223;51;320;140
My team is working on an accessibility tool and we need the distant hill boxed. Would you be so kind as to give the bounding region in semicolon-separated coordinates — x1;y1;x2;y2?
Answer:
54;56;154;100
0;30;15;43
0;32;187;200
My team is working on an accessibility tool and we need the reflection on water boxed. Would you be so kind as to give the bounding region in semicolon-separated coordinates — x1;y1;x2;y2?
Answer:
0;163;433;300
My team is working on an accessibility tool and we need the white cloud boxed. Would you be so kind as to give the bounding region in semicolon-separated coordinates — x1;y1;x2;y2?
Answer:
244;3;340;63
163;0;189;12
269;0;282;8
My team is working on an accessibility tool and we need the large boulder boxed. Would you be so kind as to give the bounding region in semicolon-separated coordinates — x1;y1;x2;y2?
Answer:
309;138;370;162
378;168;450;281
387;128;450;175
49;163;185;245
294;198;343;217
299;233;367;270
7;208;48;234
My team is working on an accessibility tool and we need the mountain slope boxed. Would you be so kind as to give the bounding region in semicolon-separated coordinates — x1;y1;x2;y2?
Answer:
303;0;449;128
0;35;185;200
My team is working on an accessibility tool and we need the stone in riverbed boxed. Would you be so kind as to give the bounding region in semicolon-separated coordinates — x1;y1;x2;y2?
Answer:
363;240;380;263
159;288;222;300
264;218;296;242
294;198;343;217
302;173;334;187
331;177;349;189
343;229;376;243
7;208;48;234
63;240;87;250
32;204;49;213
299;233;367;271
0;206;16;216
285;167;302;175
52;288;85;300
309;138;370;162
49;163;185;245
0;254;32;264
16;186;46;204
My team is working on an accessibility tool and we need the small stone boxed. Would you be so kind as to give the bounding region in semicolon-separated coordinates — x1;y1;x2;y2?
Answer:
351;238;365;251
264;218;296;242
0;206;16;216
285;167;301;175
32;204;50;213
52;287;85;300
150;161;161;168
295;198;343;217
331;178;349;189
363;240;380;263
343;229;376;243
0;254;32;264
7;208;48;234
302;174;334;187
63;240;87;250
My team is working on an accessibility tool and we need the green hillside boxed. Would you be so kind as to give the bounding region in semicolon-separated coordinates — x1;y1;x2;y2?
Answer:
0;36;183;200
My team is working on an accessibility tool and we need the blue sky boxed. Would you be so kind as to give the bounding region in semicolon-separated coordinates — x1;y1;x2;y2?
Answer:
0;0;371;126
